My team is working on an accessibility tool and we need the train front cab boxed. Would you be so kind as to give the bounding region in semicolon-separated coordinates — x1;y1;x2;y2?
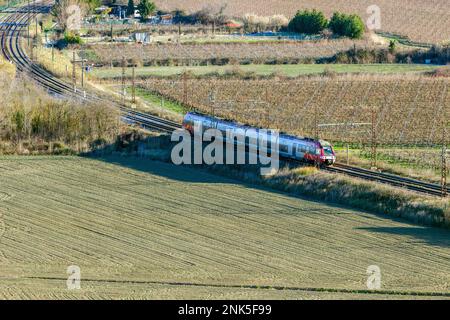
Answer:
318;141;336;165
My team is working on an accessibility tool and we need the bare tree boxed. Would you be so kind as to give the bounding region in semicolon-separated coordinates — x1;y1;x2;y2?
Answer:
269;14;289;31
51;0;88;33
194;3;228;27
243;14;271;33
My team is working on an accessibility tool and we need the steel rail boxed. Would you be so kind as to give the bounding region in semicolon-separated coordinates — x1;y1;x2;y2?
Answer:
323;163;448;197
1;2;180;132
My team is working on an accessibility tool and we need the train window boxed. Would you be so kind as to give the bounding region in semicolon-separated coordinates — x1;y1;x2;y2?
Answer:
280;144;289;153
323;146;334;155
297;145;306;153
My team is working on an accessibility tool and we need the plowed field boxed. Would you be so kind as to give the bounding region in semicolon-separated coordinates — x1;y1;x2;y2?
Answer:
0;156;449;299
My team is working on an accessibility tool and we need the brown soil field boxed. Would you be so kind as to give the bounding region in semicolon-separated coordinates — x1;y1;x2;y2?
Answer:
0;156;449;299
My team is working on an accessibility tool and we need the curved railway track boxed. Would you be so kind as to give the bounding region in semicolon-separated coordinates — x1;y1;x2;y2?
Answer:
0;2;180;133
0;2;447;198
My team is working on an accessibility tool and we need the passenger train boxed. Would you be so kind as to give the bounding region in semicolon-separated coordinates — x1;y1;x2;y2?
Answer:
182;112;336;166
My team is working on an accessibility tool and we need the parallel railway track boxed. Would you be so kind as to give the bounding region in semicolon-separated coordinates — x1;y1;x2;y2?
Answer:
1;2;447;197
0;1;180;133
324;163;448;197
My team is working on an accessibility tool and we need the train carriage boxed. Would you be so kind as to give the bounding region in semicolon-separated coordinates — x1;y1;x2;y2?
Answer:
182;112;336;166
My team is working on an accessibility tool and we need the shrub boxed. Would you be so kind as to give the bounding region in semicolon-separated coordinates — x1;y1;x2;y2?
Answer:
64;32;83;44
389;40;397;54
288;9;328;34
322;67;337;78
0;76;119;152
126;0;135;17
329;12;365;39
137;0;156;22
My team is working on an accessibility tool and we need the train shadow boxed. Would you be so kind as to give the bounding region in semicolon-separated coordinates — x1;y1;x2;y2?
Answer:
356;226;450;247
84;131;295;185
93;153;238;184
83;132;450;245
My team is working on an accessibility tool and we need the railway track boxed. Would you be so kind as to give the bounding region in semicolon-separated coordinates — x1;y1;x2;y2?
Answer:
0;1;181;133
324;163;448;197
1;2;447;198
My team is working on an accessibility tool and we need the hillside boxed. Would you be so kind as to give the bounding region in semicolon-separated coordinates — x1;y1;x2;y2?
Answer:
0;156;449;299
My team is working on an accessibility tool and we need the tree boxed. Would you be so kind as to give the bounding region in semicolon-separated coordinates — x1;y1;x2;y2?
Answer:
329;12;365;39
242;13;258;33
137;0;156;22
193;4;228;28
84;0;101;12
51;0;88;32
328;13;345;36
288;9;328;34
269;15;289;31
243;14;271;33
126;0;135;17
344;14;365;39
389;40;397;54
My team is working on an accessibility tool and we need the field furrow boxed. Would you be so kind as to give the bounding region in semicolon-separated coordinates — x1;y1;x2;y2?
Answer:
0;156;449;298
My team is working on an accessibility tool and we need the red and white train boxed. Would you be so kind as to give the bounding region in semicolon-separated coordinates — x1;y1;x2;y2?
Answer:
182;112;336;166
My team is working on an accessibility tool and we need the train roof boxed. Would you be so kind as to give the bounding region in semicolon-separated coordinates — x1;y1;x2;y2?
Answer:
185;112;324;145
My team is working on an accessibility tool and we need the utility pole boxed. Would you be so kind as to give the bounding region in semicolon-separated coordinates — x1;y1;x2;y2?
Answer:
70;52;87;90
81;51;85;88
209;89;215;116
33;0;38;41
183;72;188;107
442;122;448;197
72;51;76;92
30;37;34;60
265;87;270;128
33;0;38;37
371;108;377;169
27;0;30;47
131;66;136;104
121;56;126;102
346;143;350;165
110;20;113;41
313;103;320;169
314;103;319;140
265;108;270;129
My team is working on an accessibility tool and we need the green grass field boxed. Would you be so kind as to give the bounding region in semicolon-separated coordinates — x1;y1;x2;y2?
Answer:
126;87;185;114
0;156;449;299
90;64;440;79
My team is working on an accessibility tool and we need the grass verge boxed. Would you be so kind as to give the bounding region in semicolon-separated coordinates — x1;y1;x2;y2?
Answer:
126;87;186;114
89;63;440;79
